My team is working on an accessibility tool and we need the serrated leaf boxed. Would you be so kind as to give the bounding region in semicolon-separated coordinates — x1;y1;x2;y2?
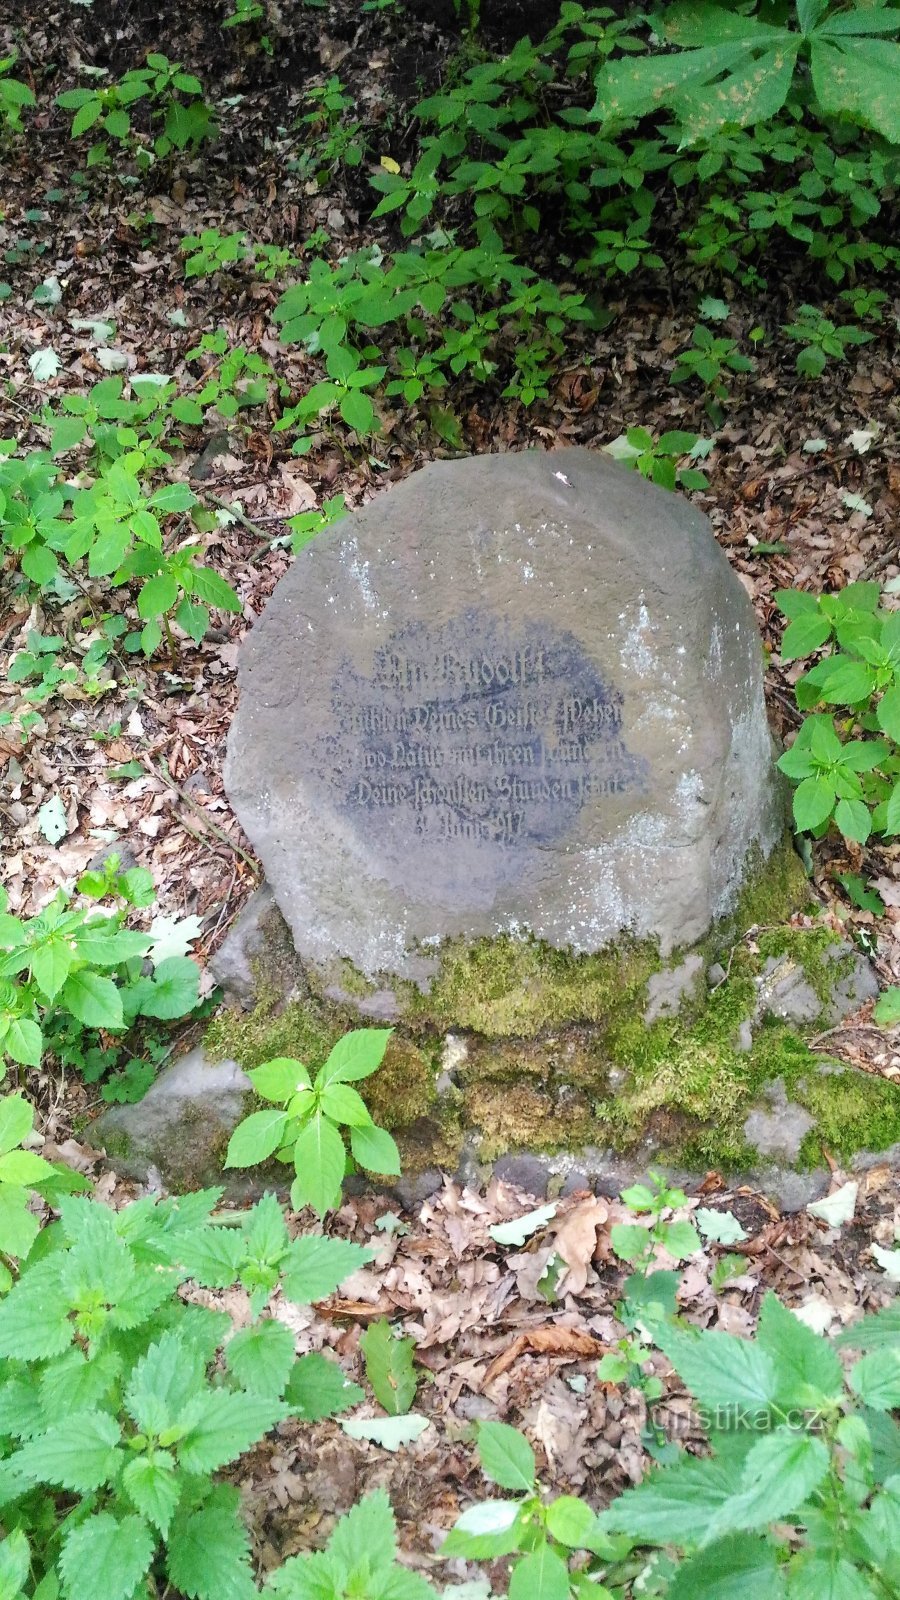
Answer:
167;1488;256;1600
849;1347;900;1410
668;1533;786;1599
29;349;61;382
707;1428;830;1538
177;1389;285;1474
121;1452;181;1536
349;1121;401;1176
695;1208;747;1245
137;955;199;1020
318;1028;393;1084
657;1325;778;1410
508;1545;570;1600
14;1410;121;1492
227;1318;296;1398
280;1234;374;1304
604;1454;742;1545
340;1414;430;1451
0;1096;32;1156
284;1351;364;1420
147;913;202;964
756;1292;844;1406
60;969;124;1030
59;1512;155;1600
360;1318;417;1415
1;1019;42;1069
249;1058;310;1104
477;1421;536;1492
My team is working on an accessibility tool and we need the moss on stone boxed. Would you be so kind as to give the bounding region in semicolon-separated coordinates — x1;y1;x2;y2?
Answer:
756;925;852;1004
403;931;663;1037
793;1063;900;1162
722;833;811;937
463;1081;594;1160
206;992;341;1076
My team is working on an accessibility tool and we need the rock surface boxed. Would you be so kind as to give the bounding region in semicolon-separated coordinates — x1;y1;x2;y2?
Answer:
94;1047;250;1189
225;448;784;1003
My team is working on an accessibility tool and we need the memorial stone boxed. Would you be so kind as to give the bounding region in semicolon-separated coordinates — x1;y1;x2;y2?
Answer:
224;447;785;1015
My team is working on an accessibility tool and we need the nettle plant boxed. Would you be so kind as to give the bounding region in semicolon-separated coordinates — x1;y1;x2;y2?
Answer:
224;1030;401;1217
0;1094;89;1290
0;1187;374;1600
776;582;900;844
0;859;201;1086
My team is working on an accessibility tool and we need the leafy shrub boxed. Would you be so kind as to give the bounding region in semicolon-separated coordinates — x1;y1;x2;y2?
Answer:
776;582;900;844
0;861;201;1082
224;1030;401;1217
0;1094;88;1289
0;1188;372;1599
782;303;873;376
670;324;755;405
604;428;712;493
56;54;215;169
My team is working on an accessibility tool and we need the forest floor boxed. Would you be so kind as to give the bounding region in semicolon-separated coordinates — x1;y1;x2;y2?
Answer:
1;0;899;1582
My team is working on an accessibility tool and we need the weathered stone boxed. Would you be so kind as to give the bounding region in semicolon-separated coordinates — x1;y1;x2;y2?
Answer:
643;953;705;1024
225;448;784;1012
755;941;878;1028
95;1047;250;1189
742;1078;815;1162
209;883;306;1011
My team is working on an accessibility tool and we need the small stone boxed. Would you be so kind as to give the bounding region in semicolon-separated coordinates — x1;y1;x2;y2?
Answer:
209;883;303;1010
707;961;727;987
755;941;879;1029
643;953;705;1024
491;1154;551;1198
734;1020;754;1052
95;1046;251;1189
743;1078;815;1162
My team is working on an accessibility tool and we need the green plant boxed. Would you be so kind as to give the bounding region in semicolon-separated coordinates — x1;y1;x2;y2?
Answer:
776;582;900;844
0;863;201;1080
0;1188;374;1598
601;1293;900;1598
604;428;711;492
173;332;275;423
56;55;214;167
0;55;34;135
670;324;755;405
591;1;900;144
0;1095;88;1290
442;1419;635;1595
782;303;873;376
181;230;249;280
264;1490;437;1597
224;1030;401;1217
8;627;118;706
292;77;365;183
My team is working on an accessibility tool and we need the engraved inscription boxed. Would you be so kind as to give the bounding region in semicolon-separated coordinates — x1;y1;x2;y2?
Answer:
324;613;646;868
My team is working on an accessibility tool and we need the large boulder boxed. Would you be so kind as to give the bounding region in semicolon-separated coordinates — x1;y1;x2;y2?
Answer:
225;448;784;1013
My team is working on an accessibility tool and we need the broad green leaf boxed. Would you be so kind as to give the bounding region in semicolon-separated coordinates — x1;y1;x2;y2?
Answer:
284;1351;364;1420
280;1234;374;1304
849;1348;900;1411
1;1019;42;1069
59;1512;155;1600
350;1121;401;1176
0;1186;40;1259
657;1326;778;1411
249;1058;311;1104
329;1489;398;1577
874;987;900;1026
545;1495;605;1549
30;938;73;999
360;1318;417;1415
0;1258;74;1359
224;1109;288;1170
785;1554;874;1599
73;927;152;966
60;969;124;1030
876;685;900;742
226;1318;296;1398
319;1082;372;1127
441;1499;523;1560
781;613;832;661
673;42;798;143
669;1532;786;1599
707;1428;829;1537
137;573;179;619
0;1528;30;1596
477;1421;536;1492
166;1488;256;1600
0;1096;32;1155
792;776;835;832
177;1390;285;1474
756;1292;844;1405
0;1150;53;1186
604;1454;742;1545
810;37;900;144
508;1544;570;1600
125;1330;204;1435
137;956;199;1019
833;797;871;844
290;1113;347;1217
121;1452;181;1538
318;1028;393;1084
15;1411;122;1493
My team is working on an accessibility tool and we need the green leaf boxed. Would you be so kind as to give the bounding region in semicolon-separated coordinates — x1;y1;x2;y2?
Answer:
0;1149;53;1185
227;1319;296;1398
657;1325;778;1410
832;797;871;844
60;969;124;1030
319;1082;373;1127
849;1348;900;1411
810;37;900;144
280;1234;374;1304
0;1186;41;1260
121;1452;181;1538
125;1329;204;1435
876;684;900;742
0;1096;32;1155
669;1533;786;1599
360;1318;417;1415
284;1351;364;1420
30;937;74;1000
339;387;377;433
780;612;833;662
149;482;198;513
785;1555;875;1599
477;1421;536;1491
328;1487;399;1575
441;1498;523;1560
15;1411;122;1493
793;776;835;832
818;658;876;705
177;1389;285;1474
138;955;199;1019
708;1428;830;1536
604;1454;742;1545
290;1113;347;1218
59;1512;155;1600
756;1292;844;1405
319;1028;393;1084
249;1058;311;1104
1;1019;42;1068
224;1108;288;1169
508;1545;571;1600
188;565;241;611
874;987;900;1027
350;1121;401;1176
137;572;179;619
0;1528;30;1597
167;1488;257;1600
